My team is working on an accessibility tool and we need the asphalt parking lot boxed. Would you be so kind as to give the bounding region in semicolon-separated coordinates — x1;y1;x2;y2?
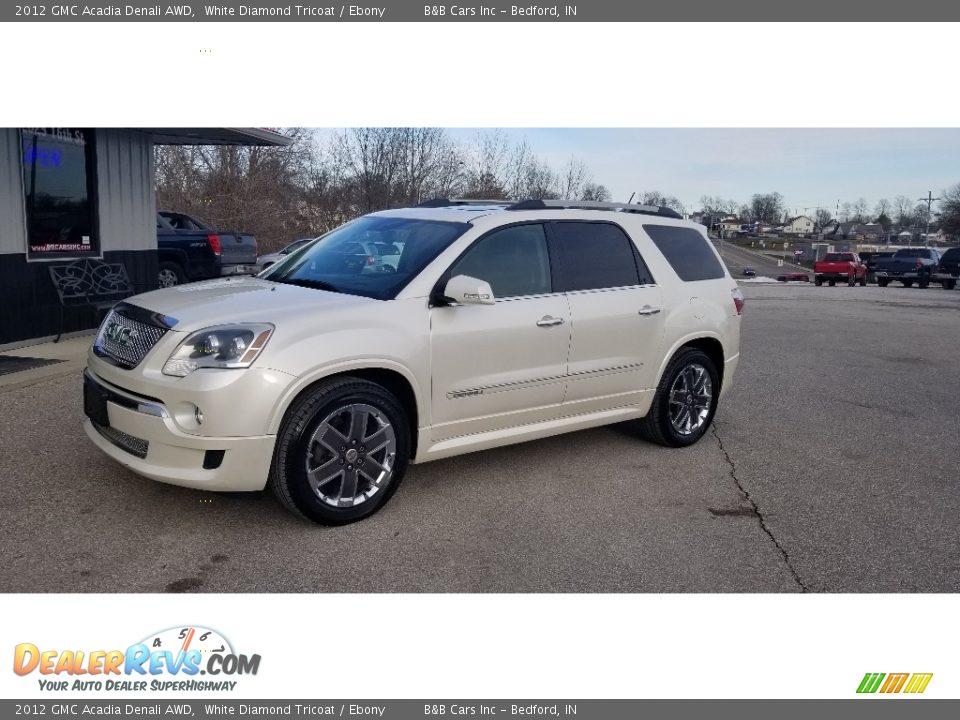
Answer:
1;283;958;593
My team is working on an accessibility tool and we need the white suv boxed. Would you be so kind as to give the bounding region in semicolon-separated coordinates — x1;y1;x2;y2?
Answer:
83;199;744;524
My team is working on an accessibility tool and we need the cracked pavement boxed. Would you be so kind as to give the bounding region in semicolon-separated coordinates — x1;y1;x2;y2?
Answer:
1;284;958;592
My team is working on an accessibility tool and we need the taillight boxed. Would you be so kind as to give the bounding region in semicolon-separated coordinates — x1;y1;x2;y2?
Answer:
207;233;222;256
366;255;375;266
732;287;745;316
916;258;923;268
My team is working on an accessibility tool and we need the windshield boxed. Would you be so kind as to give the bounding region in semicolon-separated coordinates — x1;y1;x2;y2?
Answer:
262;216;470;300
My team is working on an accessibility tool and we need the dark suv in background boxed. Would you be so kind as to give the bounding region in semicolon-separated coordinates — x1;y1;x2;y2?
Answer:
934;247;960;289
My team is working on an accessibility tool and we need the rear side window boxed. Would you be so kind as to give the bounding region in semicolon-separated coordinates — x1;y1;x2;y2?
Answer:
550;222;645;291
644;224;725;281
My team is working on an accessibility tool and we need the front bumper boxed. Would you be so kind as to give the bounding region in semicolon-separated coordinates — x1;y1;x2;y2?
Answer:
83;366;279;492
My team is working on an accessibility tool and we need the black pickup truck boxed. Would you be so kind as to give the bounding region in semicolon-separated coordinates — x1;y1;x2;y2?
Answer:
857;251;894;284
156;211;258;288
873;247;942;288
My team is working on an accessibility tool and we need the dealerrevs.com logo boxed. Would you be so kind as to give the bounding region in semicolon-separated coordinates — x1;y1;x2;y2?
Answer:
13;626;261;692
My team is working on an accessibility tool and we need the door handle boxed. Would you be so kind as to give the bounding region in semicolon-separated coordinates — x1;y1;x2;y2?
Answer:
536;316;565;328
638;306;661;316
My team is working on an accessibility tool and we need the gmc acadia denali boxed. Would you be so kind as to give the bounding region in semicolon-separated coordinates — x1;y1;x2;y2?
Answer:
83;199;744;524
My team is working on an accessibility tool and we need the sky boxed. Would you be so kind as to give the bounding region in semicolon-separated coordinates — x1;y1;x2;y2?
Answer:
444;128;960;216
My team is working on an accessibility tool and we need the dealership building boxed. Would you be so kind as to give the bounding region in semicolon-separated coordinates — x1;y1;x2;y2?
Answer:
0;128;289;348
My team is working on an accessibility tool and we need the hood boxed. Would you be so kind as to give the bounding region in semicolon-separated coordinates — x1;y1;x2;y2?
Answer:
127;277;377;332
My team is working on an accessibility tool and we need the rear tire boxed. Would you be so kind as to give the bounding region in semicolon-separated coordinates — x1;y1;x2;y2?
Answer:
944;280;957;290
269;377;411;525
859;274;867;287
903;280;913;288
918;276;930;289
158;262;186;288
637;348;719;448
878;278;889;287
828;279;836;287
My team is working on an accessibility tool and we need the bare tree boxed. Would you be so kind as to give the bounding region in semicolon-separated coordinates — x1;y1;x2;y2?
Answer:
641;191;684;213
581;183;611;202
557;158;590;200
156;128;613;253
815;208;833;231
893;195;913;228
852;198;870;223
749;192;784;225
939;183;960;239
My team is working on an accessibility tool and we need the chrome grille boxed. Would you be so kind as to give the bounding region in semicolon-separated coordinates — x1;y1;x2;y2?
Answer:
94;309;167;369
92;421;149;459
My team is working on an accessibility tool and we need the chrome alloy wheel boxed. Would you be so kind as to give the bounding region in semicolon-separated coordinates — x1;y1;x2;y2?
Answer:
158;268;179;288
305;403;397;508
668;363;713;436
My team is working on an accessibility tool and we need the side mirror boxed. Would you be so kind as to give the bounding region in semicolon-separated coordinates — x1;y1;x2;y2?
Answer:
443;274;495;306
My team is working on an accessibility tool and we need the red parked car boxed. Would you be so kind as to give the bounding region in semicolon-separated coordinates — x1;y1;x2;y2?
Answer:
814;252;867;286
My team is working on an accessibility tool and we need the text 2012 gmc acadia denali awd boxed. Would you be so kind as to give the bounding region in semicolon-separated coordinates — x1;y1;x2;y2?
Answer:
83;199;744;524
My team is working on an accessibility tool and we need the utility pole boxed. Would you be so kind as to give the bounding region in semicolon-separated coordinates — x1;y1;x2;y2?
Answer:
917;191;940;246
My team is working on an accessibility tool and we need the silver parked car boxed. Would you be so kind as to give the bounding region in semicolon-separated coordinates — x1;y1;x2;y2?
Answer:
255;237;317;270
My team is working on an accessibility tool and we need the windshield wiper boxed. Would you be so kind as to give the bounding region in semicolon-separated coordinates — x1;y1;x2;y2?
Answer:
274;277;340;293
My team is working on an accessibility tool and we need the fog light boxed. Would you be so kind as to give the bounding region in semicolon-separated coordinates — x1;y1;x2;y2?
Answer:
195;407;204;425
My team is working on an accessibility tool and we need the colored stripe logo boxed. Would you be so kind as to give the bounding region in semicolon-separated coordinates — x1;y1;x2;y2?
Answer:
857;672;933;694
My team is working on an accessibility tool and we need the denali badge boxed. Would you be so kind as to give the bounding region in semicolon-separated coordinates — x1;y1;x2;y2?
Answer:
104;322;138;347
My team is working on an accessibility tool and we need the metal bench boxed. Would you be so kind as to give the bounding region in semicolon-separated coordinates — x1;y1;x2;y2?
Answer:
48;258;134;342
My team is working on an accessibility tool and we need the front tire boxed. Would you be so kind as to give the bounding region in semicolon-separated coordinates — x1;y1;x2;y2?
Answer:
815;276;823;286
877;278;889;287
637;348;719;448
269;377;410;524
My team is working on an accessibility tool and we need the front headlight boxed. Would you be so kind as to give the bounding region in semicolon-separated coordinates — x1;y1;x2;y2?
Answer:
162;324;274;377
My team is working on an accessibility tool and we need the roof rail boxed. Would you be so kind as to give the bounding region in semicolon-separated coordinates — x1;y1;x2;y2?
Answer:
416;198;513;208
507;199;683;219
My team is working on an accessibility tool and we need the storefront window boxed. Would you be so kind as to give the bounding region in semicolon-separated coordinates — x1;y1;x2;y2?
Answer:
21;128;98;258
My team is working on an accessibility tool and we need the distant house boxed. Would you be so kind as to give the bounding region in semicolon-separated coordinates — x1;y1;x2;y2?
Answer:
823;222;886;242
716;218;748;236
849;223;886;242
782;215;815;235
